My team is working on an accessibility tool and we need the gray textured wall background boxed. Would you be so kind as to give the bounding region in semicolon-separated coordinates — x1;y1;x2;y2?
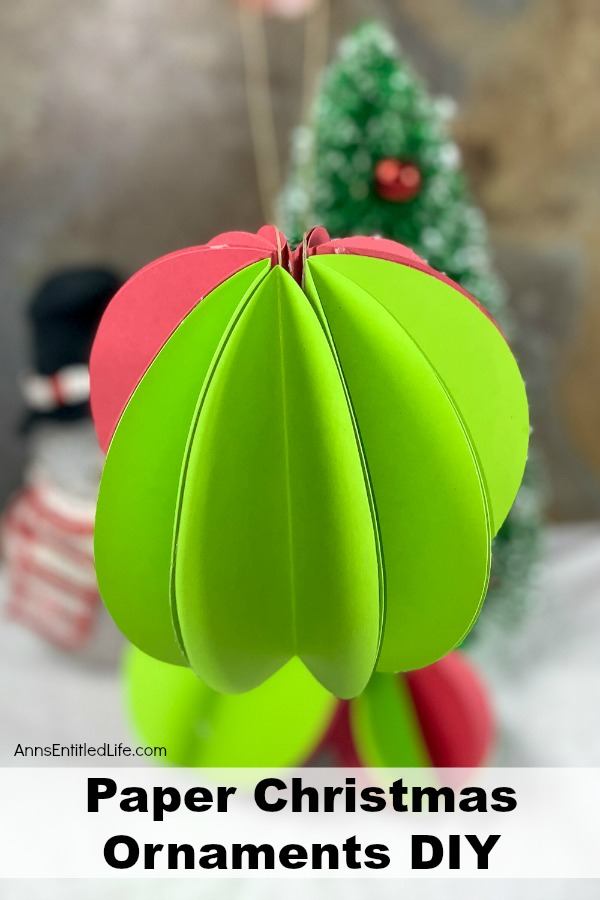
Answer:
1;0;599;518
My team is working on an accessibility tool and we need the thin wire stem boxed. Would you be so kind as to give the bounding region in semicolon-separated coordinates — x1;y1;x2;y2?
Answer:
238;7;281;223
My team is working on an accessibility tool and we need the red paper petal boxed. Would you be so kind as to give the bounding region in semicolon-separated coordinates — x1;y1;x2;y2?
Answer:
90;244;270;452
406;651;494;768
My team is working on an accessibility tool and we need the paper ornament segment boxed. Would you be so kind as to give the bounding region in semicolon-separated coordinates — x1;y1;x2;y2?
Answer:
94;261;271;664
405;651;494;768
350;672;430;767
125;647;335;768
311;254;529;535
348;653;494;768
174;266;381;698
90;246;274;452
305;259;491;672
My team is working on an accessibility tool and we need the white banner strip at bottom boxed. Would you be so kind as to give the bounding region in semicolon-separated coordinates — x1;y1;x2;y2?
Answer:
1;767;599;878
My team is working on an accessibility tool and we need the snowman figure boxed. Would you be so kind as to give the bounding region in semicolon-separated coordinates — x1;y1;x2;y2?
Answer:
2;267;122;664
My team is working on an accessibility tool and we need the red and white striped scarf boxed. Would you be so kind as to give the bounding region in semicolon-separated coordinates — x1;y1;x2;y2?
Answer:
2;481;99;649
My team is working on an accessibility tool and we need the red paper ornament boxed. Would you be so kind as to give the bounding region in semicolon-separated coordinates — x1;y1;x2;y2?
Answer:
374;158;422;202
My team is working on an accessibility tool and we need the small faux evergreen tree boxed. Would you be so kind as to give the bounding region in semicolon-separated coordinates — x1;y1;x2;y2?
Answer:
280;21;541;636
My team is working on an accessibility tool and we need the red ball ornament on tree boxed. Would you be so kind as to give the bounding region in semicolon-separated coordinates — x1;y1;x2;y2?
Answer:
374;158;422;202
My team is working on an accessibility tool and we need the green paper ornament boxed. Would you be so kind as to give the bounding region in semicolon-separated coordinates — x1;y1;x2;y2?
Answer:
91;226;528;699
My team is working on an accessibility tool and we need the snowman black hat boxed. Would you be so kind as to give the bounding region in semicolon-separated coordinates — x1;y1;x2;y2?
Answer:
22;266;122;429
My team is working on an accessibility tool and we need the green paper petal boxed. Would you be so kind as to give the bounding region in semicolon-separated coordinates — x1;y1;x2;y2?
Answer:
350;673;430;767
94;261;271;664
311;254;529;535
125;646;335;767
174;266;381;698
306;258;491;672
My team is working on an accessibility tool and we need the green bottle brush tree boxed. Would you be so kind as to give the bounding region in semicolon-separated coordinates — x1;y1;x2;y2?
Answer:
280;21;542;637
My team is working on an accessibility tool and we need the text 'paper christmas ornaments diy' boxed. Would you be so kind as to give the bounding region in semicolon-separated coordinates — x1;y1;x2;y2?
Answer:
125;645;334;767
321;652;494;768
91;226;529;698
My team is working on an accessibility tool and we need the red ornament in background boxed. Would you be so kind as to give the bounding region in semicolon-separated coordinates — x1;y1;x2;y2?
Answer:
374;158;422;202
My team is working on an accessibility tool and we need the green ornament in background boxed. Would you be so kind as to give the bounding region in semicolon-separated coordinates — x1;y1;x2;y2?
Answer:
279;21;542;636
125;645;335;767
